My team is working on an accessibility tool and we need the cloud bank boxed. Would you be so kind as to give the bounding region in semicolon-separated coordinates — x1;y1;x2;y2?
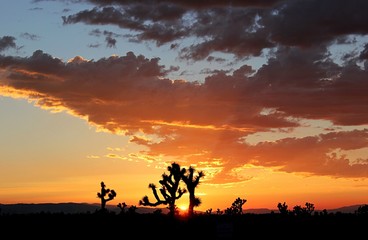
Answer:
1;0;367;182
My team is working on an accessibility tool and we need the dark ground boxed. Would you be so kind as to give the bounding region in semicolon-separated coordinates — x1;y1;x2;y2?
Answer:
1;212;366;239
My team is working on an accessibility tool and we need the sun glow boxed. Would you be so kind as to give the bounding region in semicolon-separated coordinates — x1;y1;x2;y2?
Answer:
179;205;188;211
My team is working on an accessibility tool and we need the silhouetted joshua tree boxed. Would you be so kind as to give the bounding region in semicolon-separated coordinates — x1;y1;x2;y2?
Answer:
277;202;289;215
225;197;247;215
182;166;205;217
139;162;187;217
97;181;117;212
278;201;315;216
127;205;138;215
304;202;315;215
292;202;315;216
216;208;224;215
205;208;213;215
356;204;368;215
117;202;127;214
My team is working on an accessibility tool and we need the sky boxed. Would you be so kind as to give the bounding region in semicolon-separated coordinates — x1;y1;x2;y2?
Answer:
0;0;367;213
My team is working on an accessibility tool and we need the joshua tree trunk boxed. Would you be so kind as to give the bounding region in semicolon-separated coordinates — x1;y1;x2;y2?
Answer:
182;166;204;217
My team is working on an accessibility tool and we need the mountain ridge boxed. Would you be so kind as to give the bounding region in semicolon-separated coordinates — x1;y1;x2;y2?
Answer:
0;202;365;215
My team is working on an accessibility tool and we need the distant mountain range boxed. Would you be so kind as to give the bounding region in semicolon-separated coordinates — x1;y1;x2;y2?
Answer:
0;202;365;215
0;202;165;215
244;204;365;214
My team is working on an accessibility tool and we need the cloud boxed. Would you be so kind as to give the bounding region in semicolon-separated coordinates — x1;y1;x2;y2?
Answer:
246;130;368;178
20;33;40;41
61;0;368;61
254;46;368;126
0;36;17;52
263;0;368;48
89;29;122;48
1;0;368;182
1;47;367;181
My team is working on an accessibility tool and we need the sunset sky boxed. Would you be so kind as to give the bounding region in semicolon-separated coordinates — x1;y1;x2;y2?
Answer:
0;0;367;212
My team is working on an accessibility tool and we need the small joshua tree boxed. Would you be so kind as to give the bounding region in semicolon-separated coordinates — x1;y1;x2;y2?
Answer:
292;202;315;216
277;202;289;215
216;208;224;215
225;197;247;215
205;208;212;215
97;181;117;212
355;204;368;215
127;205;138;215
304;202;315;215
117;202;127;214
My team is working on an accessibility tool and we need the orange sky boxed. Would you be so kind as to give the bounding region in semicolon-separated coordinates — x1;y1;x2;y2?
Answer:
0;0;367;212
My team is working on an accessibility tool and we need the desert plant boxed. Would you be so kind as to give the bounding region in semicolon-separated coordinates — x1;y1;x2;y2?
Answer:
139;162;187;217
225;197;247;215
304;202;315;215
117;202;127;214
205;208;212;215
321;209;328;216
277;202;289;215
355;204;368;215
292;205;303;216
216;208;224;215
127;205;138;214
292;202;315;216
181;166;205;217
97;181;117;212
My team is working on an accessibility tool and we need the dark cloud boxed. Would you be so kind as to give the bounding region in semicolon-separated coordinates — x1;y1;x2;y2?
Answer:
0;36;17;52
206;56;226;63
360;43;368;60
62;5;189;46
20;33;40;41
88;43;100;48
105;36;116;48
254;46;368;125
89;29;122;48
89;28;102;37
87;0;282;8
262;0;368;48
61;0;368;61
29;7;43;11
